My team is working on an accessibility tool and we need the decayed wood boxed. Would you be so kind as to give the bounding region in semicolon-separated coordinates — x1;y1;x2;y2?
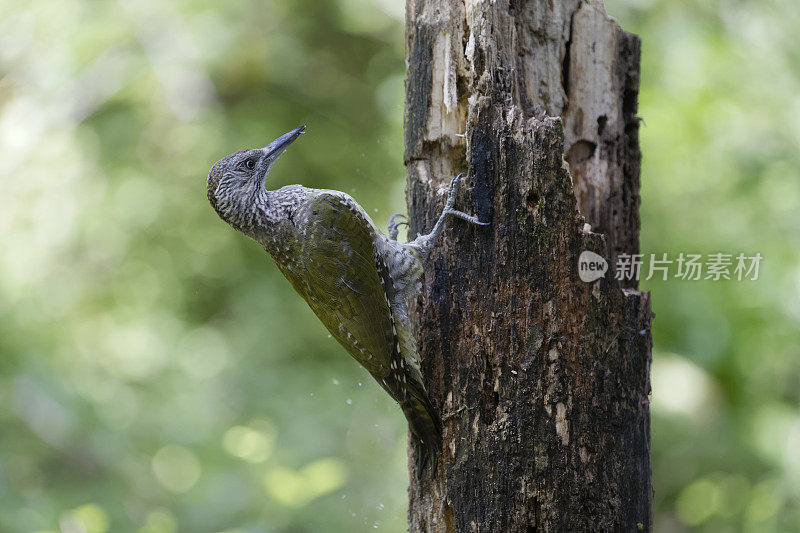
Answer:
404;1;651;531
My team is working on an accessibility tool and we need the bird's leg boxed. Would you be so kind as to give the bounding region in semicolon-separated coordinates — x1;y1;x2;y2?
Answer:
388;213;409;241
408;174;489;254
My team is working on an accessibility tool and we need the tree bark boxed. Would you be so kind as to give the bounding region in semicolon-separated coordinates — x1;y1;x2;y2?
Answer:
403;1;652;531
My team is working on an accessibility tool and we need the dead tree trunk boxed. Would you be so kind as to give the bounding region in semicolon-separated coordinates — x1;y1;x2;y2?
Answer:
404;1;652;531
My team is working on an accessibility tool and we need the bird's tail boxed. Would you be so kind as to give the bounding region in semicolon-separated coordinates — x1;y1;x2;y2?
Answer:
399;376;442;477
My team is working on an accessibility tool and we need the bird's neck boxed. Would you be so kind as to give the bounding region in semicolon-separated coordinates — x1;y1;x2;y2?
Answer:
254;188;282;223
237;186;304;242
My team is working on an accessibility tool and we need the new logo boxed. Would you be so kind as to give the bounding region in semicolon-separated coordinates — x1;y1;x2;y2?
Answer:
578;251;608;282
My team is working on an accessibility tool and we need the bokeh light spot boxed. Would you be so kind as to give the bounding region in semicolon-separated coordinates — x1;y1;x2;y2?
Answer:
222;420;275;463
676;478;721;526
63;503;110;533
263;457;347;508
151;445;201;493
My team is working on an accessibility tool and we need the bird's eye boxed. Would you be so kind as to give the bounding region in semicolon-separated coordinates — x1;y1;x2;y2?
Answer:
245;159;255;169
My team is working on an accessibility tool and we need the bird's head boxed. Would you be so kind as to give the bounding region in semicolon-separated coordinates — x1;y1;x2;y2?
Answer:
207;126;305;226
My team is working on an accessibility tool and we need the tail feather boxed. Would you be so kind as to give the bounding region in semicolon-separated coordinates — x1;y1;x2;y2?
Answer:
400;377;442;477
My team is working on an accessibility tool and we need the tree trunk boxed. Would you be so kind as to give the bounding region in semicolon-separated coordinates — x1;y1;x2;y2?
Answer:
403;1;652;531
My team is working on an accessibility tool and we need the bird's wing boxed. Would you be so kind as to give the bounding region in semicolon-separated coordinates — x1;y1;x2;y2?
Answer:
294;192;396;379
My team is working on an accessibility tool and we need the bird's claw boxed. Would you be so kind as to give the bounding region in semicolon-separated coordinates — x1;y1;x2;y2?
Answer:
443;208;490;225
444;173;490;226
388;213;409;240
406;173;489;255
444;173;465;210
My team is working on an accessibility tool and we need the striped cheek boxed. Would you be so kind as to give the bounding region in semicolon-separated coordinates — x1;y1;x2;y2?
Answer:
207;150;246;214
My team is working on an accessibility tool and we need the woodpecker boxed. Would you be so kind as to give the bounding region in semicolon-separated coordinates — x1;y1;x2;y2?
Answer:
206;126;487;473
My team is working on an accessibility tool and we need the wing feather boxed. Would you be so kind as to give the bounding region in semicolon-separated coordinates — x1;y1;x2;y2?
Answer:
293;192;396;379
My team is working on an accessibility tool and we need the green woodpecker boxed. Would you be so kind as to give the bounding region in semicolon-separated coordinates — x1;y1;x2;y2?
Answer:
206;126;487;473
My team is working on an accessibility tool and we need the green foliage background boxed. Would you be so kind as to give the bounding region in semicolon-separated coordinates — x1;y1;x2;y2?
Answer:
0;0;797;531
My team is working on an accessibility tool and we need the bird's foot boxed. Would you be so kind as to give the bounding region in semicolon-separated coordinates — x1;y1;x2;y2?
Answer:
441;173;490;227
388;213;409;241
406;173;490;255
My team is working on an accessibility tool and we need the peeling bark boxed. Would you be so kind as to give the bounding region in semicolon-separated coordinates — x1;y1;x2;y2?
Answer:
404;1;652;531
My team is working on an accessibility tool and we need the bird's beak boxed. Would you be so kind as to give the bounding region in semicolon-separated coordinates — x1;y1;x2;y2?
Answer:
263;125;306;160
